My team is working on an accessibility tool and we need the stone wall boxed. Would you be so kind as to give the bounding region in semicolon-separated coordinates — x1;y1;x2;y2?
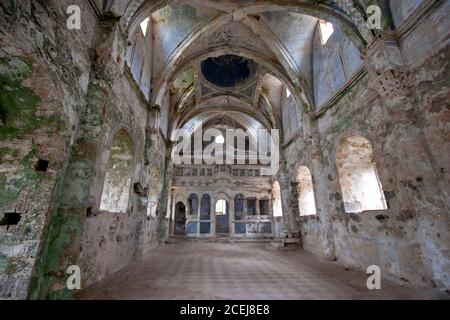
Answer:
0;0;165;299
283;2;450;290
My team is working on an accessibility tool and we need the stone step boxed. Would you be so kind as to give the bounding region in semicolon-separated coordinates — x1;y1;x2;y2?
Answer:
282;238;302;244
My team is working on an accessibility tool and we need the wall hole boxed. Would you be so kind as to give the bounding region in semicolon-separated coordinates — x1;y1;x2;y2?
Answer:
0;212;22;227
35;159;49;172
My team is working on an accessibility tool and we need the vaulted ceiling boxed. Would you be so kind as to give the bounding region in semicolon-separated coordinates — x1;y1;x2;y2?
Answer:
100;0;381;139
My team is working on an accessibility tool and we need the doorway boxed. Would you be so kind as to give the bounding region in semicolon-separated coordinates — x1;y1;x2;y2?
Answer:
175;202;186;235
215;199;229;234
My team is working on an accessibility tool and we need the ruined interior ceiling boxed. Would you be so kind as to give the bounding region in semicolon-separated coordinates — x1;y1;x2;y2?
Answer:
143;2;325;134
112;0;372;137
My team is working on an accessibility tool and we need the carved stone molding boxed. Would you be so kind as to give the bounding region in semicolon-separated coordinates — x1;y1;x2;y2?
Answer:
371;68;411;100
363;32;413;102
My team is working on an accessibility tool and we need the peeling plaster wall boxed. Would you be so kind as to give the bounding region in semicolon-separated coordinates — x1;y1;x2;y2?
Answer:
0;0;449;300
0;0;95;299
284;7;450;289
0;0;165;300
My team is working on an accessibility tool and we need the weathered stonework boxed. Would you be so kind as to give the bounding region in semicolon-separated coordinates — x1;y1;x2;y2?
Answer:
0;0;448;300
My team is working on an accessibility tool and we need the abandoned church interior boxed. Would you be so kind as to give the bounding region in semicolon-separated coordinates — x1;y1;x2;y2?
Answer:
0;0;449;300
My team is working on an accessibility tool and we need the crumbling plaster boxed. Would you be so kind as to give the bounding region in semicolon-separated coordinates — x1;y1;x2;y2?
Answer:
0;0;448;301
282;3;450;289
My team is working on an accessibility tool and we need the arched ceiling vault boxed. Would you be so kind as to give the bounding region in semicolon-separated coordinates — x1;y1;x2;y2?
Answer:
173;95;274;135
125;0;374;47
166;45;303;108
124;0;375;109
171;110;267;142
114;0;380;142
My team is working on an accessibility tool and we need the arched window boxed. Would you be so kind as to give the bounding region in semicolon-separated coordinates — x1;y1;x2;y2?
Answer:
234;194;244;220
188;194;199;216
100;129;134;213
272;181;283;217
215;199;227;215
336;136;387;213
296;166;317;216
200;194;211;220
247;197;257;216
259;199;270;215
282;89;301;140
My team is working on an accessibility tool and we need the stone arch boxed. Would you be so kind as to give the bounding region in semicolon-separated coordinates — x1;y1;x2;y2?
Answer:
234;194;245;220
100;128;135;213
336;135;387;213
215;198;229;234
295;166;317;217
175;96;273;131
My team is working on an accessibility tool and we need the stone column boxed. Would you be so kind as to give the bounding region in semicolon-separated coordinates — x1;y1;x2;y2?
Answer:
277;163;297;235
210;195;216;237
304;113;337;260
230;199;235;236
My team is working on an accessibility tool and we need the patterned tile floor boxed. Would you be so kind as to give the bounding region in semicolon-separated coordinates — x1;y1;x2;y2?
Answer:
78;241;446;300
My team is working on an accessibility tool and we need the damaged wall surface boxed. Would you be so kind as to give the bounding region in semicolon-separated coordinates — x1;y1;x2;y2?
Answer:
0;0;448;300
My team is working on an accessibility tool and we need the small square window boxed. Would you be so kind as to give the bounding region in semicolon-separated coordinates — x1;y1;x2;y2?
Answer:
35;159;49;172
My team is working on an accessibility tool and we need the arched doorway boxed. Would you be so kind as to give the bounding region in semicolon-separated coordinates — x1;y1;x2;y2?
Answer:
174;202;186;235
215;199;229;234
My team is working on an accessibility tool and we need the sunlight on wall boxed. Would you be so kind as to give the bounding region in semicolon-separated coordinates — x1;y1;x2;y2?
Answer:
272;181;283;217
296;166;317;216
336;136;388;213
